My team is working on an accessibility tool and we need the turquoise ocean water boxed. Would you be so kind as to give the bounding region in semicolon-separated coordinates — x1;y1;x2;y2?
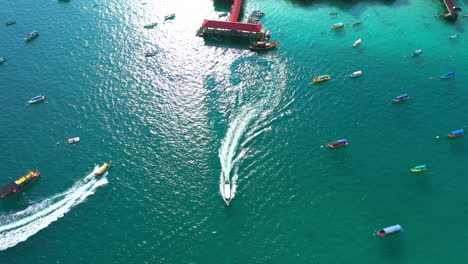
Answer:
1;0;468;262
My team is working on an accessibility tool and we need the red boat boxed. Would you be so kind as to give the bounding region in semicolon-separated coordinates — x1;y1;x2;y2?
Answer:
249;41;279;51
145;52;156;57
327;139;348;148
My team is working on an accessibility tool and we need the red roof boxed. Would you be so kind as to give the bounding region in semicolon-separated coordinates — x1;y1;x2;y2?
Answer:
201;20;262;32
230;0;243;22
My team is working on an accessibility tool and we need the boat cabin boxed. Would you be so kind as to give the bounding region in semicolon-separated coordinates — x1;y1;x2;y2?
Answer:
449;129;464;137
393;94;409;102
377;225;403;237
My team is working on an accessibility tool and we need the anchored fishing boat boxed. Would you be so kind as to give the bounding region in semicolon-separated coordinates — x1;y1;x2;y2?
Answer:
412;49;423;56
164;13;175;20
224;179;231;206
0;170;40;198
28;95;46;103
353;22;362;26
331;22;345;29
68;137;80;144
393;94;410;102
347;71;363;78
145;52;156;57
411;165;428;172
24;31;39;40
313;75;331;82
6;20;16;26
95;161;112;179
448;129;464;137
441;72;455;79
327;139;348;148
144;22;158;28
219;12;228;17
449;34;459;39
249;41;279;50
353;39;363;47
377;225;403;237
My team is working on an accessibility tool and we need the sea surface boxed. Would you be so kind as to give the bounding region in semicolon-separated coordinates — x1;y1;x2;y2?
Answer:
1;0;468;263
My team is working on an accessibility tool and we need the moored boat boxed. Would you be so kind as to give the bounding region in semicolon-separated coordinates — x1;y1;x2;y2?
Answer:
164;13;175;20
249;41;279;50
24;31;39;40
331;22;345;29
353;39;363;47
68;137;80;144
28;95;46;103
219;12;229;17
348;70;363;78
145;52;156;57
353;22;362;26
448;129;464;137
412;49;423;56
327;139;348;148
6;20;16;26
449;34;459;39
253;11;265;16
144;22;158;28
95;161;112;179
0;170;40;198
377;225;403;237
411;165;428;172
313;74;331;82
441;72;455;79
224;179;231;206
393;94;409;102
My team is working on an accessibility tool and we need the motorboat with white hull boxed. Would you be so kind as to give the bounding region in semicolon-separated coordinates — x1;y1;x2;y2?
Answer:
223;179;232;206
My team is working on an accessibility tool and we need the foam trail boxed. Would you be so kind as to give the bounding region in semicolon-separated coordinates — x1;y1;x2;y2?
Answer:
0;166;108;251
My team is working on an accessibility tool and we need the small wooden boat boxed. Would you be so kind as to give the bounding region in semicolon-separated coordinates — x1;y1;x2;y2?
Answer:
347;71;363;78
6;20;16;26
331;22;345;29
25;31;39;40
0;57;6;63
449;34;459;39
411;165;428;172
441;72;455;79
0;170;41;198
249;41;279;50
313;75;331;82
353;39;363;47
353;22;362;26
377;225;403;237
144;22;158;28
68;137;80;144
329;12;338;15
327;139;348;148
393;94;409;102
28;95;46;103
164;13;175;20
145;52;156;57
448;129;464;137
412;49;423;56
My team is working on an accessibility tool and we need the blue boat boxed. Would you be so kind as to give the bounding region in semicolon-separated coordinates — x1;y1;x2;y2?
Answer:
24;31;39;40
412;49;423;56
393;94;410;102
441;72;455;79
28;95;46;103
377;225;403;237
448;129;464;137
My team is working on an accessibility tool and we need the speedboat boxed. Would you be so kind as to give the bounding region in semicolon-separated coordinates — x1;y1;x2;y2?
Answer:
145;52;156;57
144;22;158;28
449;34;459;39
412;49;423;56
223;179;231;206
347;71;363;78
327;139;348;148
0;170;40;198
95;161;112;179
441;72;455;79
68;137;80;144
6;20;16;26
331;22;345;29
448;129;464;137
28;95;46;103
411;165;428;172
313;75;331;82
25;31;39;40
393;94;410;102
353;22;362;26
353;39;363;47
164;13;175;20
249;41;279;50
0;57;5;63
377;225;403;237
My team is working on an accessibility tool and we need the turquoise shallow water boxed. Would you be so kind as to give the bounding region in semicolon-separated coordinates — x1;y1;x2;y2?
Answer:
1;0;468;263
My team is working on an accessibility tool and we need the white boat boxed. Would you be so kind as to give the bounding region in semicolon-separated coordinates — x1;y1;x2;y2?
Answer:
353;39;363;47
223;179;231;206
68;137;80;144
348;70;363;78
28;95;46;103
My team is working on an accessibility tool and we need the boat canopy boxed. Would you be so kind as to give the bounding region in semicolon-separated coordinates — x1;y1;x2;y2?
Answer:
317;75;328;79
413;165;427;170
337;139;347;144
451;129;464;135
31;96;43;100
442;72;455;78
395;94;409;99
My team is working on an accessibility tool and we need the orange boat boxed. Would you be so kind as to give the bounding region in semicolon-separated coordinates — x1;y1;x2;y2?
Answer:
331;22;345;29
313;75;331;82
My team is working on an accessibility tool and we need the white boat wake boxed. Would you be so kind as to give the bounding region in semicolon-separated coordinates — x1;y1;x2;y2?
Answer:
0;166;108;251
219;56;290;204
